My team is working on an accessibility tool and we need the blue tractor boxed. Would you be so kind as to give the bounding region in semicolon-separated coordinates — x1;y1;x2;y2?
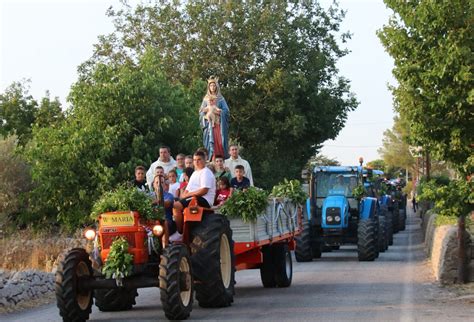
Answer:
296;163;385;262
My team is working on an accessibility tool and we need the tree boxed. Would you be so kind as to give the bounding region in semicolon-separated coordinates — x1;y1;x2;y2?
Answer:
26;50;199;229
309;154;341;166
85;0;357;187
378;0;473;175
366;159;386;171
0;81;38;145
378;115;415;173
34;92;65;128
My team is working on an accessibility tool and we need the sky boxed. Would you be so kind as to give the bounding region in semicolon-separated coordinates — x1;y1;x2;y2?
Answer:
0;0;396;165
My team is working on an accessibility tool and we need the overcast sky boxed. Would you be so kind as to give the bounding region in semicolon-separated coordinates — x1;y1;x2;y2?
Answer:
0;0;396;165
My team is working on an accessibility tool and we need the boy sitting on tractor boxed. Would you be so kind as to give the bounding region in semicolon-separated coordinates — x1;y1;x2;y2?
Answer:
171;150;216;242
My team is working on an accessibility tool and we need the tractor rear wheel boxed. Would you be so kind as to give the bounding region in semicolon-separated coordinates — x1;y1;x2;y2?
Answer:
190;214;235;308
384;210;394;246
295;220;313;262
357;219;377;261
56;248;93;322
378;216;387;252
399;209;407;231
94;288;138;312
392;204;400;233
159;244;193;320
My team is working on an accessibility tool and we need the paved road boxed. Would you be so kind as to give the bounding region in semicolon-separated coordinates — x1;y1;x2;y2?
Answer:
3;209;473;321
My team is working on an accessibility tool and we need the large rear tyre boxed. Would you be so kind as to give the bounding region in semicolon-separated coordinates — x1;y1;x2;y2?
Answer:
399;209;406;231
385;210;394;246
392;204;400;233
295;220;313;262
357;219;377;261
56;248;93;322
378;216;387;252
160;244;193;320
94;288;138;312
190;214;235;308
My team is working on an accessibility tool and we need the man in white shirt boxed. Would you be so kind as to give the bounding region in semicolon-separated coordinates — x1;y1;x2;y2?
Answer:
171;151;216;240
146;146;177;187
224;144;254;186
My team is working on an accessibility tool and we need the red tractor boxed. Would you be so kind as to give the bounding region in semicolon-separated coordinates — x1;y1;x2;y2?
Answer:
56;197;300;321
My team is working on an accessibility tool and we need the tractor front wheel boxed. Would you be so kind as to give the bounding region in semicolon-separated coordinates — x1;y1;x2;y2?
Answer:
56;248;93;322
94;288;138;312
295;220;313;262
160;244;194;320
357;219;377;261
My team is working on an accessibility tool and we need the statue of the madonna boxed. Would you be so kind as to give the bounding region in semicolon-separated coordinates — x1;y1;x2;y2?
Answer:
199;77;230;161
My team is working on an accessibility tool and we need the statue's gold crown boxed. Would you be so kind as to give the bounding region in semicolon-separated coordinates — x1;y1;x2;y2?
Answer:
207;76;219;84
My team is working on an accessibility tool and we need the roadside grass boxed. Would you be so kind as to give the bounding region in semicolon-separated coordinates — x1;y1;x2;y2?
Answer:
0;229;87;272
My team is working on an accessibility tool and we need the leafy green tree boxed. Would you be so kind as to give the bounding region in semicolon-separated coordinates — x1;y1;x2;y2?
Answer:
366;159;385;171
26;50;199;229
378;0;473;175
0;81;38;145
309;154;341;166
378;115;414;173
86;0;357;187
34;92;65;128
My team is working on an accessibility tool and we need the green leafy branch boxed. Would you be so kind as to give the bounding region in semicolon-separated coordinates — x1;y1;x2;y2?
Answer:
102;237;134;281
220;187;268;223
91;184;161;220
352;184;366;200
270;179;307;205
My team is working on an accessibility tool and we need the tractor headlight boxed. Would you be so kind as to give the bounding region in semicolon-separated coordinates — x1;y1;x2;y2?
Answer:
84;228;96;241
335;216;341;222
327;216;333;222
153;225;164;237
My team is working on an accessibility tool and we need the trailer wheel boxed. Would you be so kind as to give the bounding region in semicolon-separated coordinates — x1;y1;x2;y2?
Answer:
357;219;377;261
190;214;235;308
295;220;313;262
160;244;193;320
260;245;276;288
94;288;138;312
274;244;293;287
56;248;93;322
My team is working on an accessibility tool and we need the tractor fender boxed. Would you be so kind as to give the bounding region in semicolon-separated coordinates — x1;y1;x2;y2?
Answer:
359;197;377;220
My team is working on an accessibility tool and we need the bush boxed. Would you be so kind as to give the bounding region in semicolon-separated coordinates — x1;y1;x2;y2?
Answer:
0;135;32;226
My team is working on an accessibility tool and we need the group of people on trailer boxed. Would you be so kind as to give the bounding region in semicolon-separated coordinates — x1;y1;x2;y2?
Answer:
132;145;254;243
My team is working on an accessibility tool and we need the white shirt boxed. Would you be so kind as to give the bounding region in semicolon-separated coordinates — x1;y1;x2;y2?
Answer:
146;157;177;187
169;182;180;198
225;156;254;186
187;167;216;206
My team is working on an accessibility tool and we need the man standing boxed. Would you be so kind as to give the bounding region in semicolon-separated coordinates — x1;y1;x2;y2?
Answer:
146;146;177;187
225;145;254;186
171;151;216;241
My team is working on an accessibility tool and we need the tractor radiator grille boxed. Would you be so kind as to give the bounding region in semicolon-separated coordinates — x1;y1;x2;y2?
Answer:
101;232;136;249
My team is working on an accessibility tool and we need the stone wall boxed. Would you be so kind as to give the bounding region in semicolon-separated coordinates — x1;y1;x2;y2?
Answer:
0;269;54;310
423;211;474;284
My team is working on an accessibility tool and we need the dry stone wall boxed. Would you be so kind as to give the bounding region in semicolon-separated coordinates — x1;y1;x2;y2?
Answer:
0;269;54;309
